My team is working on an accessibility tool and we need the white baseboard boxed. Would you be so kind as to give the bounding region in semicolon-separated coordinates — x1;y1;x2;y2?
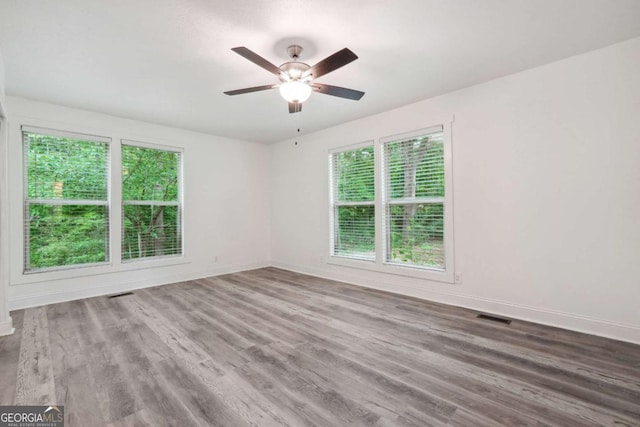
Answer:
8;259;640;345
272;261;640;345
8;261;270;311
0;316;14;336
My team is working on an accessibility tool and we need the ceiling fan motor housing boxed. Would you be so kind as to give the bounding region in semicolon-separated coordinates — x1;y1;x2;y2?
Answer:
279;61;311;82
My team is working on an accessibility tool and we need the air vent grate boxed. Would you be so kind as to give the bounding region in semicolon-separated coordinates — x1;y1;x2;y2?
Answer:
108;292;134;299
477;313;512;325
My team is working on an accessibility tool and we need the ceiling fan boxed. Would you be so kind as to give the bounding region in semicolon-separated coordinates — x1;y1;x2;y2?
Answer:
224;45;365;114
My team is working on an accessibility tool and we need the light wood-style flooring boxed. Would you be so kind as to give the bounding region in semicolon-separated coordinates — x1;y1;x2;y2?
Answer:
0;267;639;426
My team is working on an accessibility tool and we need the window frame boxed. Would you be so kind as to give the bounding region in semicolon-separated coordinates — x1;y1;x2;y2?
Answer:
22;125;112;274
328;140;376;262
121;139;184;263
327;119;455;283
9;118;188;286
381;125;446;271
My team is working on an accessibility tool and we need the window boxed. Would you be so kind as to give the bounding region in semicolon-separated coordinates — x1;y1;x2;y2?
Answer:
21;126;184;275
383;127;445;269
328;123;453;281
23;126;110;272
330;143;375;260
121;142;182;261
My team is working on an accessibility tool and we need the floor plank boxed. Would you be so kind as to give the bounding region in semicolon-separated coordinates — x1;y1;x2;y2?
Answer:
14;306;56;405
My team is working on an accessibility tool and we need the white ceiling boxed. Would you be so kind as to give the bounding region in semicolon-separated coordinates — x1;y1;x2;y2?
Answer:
1;1;639;144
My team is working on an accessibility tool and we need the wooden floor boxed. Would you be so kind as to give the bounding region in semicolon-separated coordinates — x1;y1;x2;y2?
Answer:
0;268;639;426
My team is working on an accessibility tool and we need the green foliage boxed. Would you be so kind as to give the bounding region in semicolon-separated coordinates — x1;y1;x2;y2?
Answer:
28;204;108;269
334;147;374;202
26;134;108;200
122;205;181;260
332;147;375;258
334;205;375;258
333;133;446;268
386;136;444;200
25;133;109;270
386;134;445;268
122;145;179;201
388;204;444;268
122;145;181;261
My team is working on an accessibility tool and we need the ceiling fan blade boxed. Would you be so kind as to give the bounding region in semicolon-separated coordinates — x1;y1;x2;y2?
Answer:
224;84;277;96
312;83;365;100
304;48;358;79
231;47;282;76
288;102;302;114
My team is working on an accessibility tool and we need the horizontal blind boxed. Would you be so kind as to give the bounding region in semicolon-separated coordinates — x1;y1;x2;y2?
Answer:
386;131;444;200
384;130;445;269
23;128;110;272
331;145;375;260
121;143;182;261
332;145;375;202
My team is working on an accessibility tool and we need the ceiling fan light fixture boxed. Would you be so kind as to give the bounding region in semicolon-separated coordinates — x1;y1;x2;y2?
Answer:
279;81;312;103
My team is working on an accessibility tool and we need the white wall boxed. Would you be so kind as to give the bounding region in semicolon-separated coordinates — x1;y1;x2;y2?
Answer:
0;49;13;335
270;37;640;344
5;96;270;309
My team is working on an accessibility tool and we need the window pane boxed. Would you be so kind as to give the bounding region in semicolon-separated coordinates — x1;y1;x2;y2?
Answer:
333;146;375;202
24;129;110;272
334;205;375;260
26;204;109;270
387;203;444;269
122;145;179;201
122;205;181;260
25;133;108;200
386;133;444;200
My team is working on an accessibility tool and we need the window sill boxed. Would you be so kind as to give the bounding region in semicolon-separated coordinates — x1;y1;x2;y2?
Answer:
11;256;190;286
326;255;454;284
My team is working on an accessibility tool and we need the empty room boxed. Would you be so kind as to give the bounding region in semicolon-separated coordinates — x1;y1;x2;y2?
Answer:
1;1;639;426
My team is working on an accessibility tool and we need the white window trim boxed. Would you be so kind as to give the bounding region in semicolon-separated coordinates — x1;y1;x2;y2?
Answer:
327;118;455;283
21;125;111;143
8;117;188;286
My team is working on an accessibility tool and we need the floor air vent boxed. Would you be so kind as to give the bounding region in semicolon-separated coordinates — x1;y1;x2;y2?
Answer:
477;313;512;325
108;292;134;299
